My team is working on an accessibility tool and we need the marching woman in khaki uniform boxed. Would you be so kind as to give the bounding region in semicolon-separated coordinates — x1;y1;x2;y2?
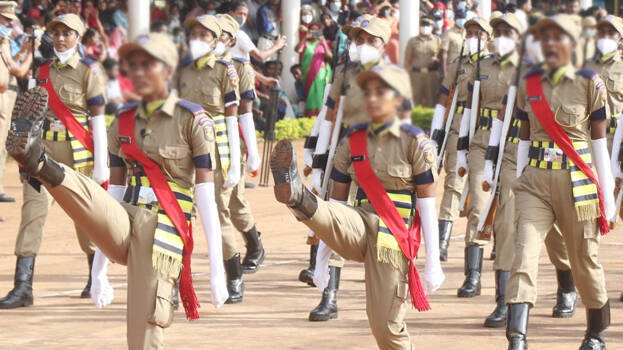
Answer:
429;18;490;263
270;64;445;350
0;14;105;309
177;15;245;304
216;14;265;274
454;17;492;297
506;15;614;350
405;17;441;108
478;13;577;328
5;32;227;349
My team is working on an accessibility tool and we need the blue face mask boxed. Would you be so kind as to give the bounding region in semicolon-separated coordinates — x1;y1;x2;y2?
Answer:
207;10;216;15
456;18;466;28
0;25;11;38
457;1;467;11
329;2;340;12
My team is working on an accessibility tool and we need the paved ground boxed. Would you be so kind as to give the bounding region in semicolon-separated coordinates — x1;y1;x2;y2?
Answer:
0;140;621;349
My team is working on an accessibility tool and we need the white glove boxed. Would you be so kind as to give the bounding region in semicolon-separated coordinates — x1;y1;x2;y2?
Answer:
482;160;494;189
239;112;261;172
516;140;530;178
431;104;446;131
314;119;333;157
90;184;126;308
458;107;471;140
312;198;345;291
224;116;241;188
304;111;326;169
91;115;109;185
90;248;114;308
592;138;616;221
311;168;323;193
195;182;229;307
457;150;468;177
610;120;623;180
417;197;445;294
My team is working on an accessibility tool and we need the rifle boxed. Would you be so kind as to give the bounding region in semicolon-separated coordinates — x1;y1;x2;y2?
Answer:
436;44;465;171
259;87;280;187
477;41;526;240
458;34;482;213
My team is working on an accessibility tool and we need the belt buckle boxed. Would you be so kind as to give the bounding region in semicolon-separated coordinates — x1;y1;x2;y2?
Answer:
137;187;158;206
50;120;65;133
543;148;563;163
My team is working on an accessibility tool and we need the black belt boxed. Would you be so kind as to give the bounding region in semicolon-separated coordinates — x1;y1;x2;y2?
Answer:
8;85;18;92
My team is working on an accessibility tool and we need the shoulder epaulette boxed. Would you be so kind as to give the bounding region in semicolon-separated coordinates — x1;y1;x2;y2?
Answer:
576;68;598;79
115;101;140;117
522;56;536;66
232;57;249;64
179;54;193;68
523;66;545;79
176;99;205;117
80;57;97;67
400;124;425;138
346;123;368;135
216;59;233;66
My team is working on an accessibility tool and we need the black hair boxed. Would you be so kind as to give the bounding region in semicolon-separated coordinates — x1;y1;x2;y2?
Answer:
228;1;248;12
290;63;301;73
103;58;117;70
150;20;167;32
347;10;362;22
81;28;98;45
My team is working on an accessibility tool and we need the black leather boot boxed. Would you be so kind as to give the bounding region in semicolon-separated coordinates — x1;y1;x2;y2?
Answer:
309;266;340;321
241;226;265;274
552;269;577;318
457;245;483;297
7;87;64;188
298;244;318;287
0;256;35;309
80;254;95;298
620;291;623;302
485;270;510;328
579;300;610;350
507;303;529;350
224;253;244;304
270;140;318;221
438;220;452;262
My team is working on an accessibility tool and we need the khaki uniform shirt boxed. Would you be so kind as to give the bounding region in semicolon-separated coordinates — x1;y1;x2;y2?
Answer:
441;26;465;65
0;38;16;91
40;52;107;119
332;119;438;193
178;54;240;116
326;61;369;126
405;34;441;70
469;52;523;149
585;54;623;118
232;56;256;100
108;93;216;189
516;65;607;142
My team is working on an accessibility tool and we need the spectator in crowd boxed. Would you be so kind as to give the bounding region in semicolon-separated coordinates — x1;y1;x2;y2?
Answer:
299;4;314;42
103;58;122;106
295;21;332;117
150;20;168;34
290;63;306;117
257;0;281;60
82;27;106;62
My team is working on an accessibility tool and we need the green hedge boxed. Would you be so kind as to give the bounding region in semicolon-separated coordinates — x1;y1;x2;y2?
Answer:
411;106;433;131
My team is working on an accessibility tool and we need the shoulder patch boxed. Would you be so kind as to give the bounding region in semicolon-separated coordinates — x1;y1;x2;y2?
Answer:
116;101;140;118
80;57;97;67
346;123;368;136
576;68;598;79
523;66;545;79
176;99;205;117
216;59;234;66
400;124;425;138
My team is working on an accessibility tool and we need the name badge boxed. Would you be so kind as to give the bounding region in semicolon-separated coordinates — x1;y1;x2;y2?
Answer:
527;96;542;102
137;187;159;206
50;120;66;132
543;148;563;163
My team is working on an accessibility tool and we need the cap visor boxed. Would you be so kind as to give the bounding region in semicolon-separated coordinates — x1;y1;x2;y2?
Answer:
117;42;163;63
356;70;383;89
535;18;575;40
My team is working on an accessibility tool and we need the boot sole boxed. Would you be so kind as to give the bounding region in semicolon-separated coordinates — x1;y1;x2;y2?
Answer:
552;310;574;318
309;311;338;321
6;87;48;157
0;298;33;309
241;250;266;274
457;287;481;298
225;297;243;304
484;318;506;328
270;140;296;204
298;270;316;287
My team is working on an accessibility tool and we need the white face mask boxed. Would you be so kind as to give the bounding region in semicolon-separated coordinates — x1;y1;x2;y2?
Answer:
213;41;226;56
596;38;618;55
302;14;313;24
421;25;432;35
494;36;515;57
358;44;380;65
189;39;213;59
54;45;76;64
466;37;482;55
348;43;359;62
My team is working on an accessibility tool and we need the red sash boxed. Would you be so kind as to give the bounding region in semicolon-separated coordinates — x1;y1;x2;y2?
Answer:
525;73;609;235
118;108;200;320
39;62;109;189
349;129;430;311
